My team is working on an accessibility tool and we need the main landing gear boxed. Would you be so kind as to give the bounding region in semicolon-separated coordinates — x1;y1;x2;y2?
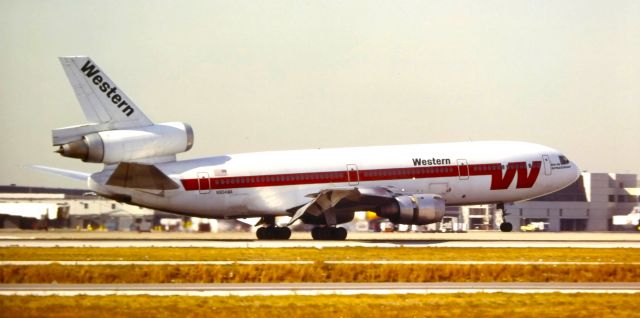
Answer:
256;226;291;240
311;226;347;240
255;216;291;240
497;203;513;232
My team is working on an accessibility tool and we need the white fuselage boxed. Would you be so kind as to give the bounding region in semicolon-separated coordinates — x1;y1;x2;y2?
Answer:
89;140;580;219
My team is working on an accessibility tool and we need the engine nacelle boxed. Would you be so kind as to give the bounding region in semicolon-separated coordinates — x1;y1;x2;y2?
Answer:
56;122;193;164
378;194;445;225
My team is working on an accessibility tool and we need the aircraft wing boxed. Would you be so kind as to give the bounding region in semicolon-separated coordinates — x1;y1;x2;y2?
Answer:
288;186;397;225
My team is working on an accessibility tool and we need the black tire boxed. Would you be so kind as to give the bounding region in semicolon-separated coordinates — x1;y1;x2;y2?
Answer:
333;227;347;240
311;227;322;240
500;222;513;232
277;227;292;240
256;227;268;240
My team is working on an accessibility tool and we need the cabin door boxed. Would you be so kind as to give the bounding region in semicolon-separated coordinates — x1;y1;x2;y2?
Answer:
542;155;552;176
457;159;469;180
347;164;359;186
197;172;211;194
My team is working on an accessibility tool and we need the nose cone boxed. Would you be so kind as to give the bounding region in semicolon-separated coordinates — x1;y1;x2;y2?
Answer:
559;154;581;188
569;161;581;184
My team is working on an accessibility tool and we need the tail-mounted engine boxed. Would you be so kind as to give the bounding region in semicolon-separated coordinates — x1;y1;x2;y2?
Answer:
377;194;445;225
55;122;193;164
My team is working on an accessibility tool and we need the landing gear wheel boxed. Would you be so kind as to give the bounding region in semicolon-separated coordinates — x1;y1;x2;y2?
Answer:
277;227;292;240
256;227;270;240
500;222;513;232
256;226;291;240
334;227;347;240
311;227;322;240
311;227;348;241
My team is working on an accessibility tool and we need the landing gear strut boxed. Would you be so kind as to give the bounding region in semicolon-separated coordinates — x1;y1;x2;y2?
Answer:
311;226;347;240
255;216;291;240
497;203;513;232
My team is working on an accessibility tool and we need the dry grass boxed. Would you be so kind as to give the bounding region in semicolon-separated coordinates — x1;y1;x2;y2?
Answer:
2;247;638;283
1;263;638;283
1;294;639;318
1;247;639;262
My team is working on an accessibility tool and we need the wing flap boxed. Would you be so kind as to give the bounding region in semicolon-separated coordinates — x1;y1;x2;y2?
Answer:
288;186;396;225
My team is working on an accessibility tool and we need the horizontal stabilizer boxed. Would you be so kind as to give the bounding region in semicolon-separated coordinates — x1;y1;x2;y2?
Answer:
30;165;90;181
106;162;179;190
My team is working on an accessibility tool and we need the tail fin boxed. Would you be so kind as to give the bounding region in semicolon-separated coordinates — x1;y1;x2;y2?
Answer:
59;56;153;126
54;57;154;145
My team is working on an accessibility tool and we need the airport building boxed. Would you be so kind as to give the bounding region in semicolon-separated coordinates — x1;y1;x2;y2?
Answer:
443;172;639;232
505;172;639;232
0;185;245;232
0;185;155;231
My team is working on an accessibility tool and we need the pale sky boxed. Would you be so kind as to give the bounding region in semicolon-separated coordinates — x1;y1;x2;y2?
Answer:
1;0;639;189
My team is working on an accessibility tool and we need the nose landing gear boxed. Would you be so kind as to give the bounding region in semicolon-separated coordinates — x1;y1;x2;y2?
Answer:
497;203;513;232
499;222;513;232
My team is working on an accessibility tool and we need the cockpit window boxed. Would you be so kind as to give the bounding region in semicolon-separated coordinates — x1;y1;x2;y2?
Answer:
558;155;570;165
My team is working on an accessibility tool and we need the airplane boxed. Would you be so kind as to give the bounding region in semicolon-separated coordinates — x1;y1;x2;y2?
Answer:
39;56;581;240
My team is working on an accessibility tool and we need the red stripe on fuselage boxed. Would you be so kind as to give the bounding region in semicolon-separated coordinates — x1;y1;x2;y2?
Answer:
179;161;542;191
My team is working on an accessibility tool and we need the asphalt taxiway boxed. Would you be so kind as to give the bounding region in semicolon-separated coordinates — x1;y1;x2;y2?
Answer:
1;283;638;296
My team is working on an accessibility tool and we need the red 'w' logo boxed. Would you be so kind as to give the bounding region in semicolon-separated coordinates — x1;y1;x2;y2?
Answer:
490;161;541;190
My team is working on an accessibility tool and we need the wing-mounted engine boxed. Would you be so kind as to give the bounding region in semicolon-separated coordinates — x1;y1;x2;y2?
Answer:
54;122;193;164
289;187;445;227
377;194;445;225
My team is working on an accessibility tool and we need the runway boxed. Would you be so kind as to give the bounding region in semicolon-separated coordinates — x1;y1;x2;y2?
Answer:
1;283;638;296
1;231;638;248
1;239;638;248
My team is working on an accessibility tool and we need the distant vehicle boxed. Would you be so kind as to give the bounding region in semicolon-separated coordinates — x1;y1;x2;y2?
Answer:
36;56;580;240
613;206;640;231
436;216;466;233
133;217;152;232
520;222;546;232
